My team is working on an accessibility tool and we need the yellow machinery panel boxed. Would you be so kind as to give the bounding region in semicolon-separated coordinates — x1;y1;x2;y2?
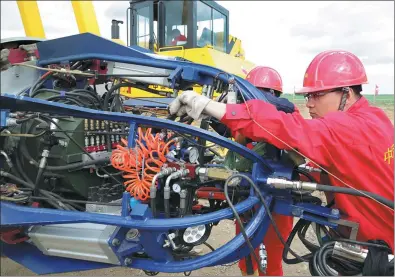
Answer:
71;1;101;36
16;1;45;38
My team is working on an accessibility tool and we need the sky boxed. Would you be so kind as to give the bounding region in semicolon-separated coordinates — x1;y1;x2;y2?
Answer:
1;1;394;94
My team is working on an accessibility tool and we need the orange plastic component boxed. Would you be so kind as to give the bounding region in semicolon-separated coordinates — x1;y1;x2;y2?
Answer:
111;127;175;201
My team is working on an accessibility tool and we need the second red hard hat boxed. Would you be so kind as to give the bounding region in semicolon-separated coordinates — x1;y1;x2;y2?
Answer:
246;66;283;93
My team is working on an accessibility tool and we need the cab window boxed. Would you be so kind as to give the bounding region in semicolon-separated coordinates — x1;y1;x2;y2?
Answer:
164;1;189;46
136;5;151;48
196;1;226;52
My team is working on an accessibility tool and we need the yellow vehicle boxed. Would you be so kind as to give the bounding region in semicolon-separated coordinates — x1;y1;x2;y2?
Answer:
114;0;256;98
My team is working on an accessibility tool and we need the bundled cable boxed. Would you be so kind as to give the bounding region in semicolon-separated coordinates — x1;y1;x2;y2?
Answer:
111;127;175;201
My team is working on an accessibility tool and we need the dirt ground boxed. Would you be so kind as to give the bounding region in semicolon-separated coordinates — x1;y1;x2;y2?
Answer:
1;103;393;276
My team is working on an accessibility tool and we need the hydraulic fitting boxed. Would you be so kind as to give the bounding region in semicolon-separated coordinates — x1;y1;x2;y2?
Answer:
259;244;267;274
150;167;177;198
266;177;317;191
150;167;177;218
298;164;322;173
0;151;13;169
197;167;235;181
179;189;187;217
165;169;189;191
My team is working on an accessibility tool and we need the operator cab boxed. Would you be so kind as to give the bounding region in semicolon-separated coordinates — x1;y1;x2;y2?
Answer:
127;0;229;53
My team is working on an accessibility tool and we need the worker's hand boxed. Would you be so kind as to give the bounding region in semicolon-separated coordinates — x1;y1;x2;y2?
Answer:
168;90;212;120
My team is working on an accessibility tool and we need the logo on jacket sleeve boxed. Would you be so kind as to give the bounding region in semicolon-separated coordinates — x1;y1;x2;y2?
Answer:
384;144;394;164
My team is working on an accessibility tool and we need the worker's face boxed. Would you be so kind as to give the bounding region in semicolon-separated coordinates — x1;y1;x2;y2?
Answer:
304;90;344;118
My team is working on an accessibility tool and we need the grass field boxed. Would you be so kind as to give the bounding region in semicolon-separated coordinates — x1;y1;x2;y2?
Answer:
283;94;394;123
282;94;394;104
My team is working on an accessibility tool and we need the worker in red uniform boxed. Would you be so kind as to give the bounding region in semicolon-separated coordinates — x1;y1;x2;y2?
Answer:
235;66;294;276
169;49;394;260
169;29;187;46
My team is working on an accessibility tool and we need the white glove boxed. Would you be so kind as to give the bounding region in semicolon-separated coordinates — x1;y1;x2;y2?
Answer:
168;90;212;120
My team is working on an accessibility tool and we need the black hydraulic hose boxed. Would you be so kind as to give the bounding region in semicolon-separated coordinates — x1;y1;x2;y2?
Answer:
282;219;315;264
151;197;157;217
294;168;318;183
224;175;263;272
45;95;85;107
16;114;39;124
73;89;102;105
34;166;45;196
103;82;133;111
2;165;78;211
32;88;102;107
0;171;69;210
33;89;101;109
103;82;133;150
15;145;34;184
164;198;170;218
298;221;319;252
227;174;308;263
315;184;394;209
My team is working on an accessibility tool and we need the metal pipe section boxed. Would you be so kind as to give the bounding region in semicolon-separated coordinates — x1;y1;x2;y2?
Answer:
150;167;176;217
333;241;394;263
0;151;13;169
179;190;187;217
266;177;317;191
164;169;189;218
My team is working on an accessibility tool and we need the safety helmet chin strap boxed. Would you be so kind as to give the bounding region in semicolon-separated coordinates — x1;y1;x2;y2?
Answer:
338;87;350;111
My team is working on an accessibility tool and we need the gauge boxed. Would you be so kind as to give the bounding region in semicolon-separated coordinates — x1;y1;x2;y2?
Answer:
186;147;200;164
172;183;181;194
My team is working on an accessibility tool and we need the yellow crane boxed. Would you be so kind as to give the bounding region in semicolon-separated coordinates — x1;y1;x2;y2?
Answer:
13;0;256;98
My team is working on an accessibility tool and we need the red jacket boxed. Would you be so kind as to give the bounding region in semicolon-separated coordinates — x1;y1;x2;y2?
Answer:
221;96;394;251
171;35;187;46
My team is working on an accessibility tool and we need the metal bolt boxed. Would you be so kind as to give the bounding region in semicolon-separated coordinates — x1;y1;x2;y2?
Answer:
126;229;139;240
111;238;120;246
124;258;132;265
331;209;339;216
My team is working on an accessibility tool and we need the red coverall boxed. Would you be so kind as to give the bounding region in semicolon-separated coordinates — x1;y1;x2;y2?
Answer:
221;97;394;253
234;140;294;276
171;35;187;46
236;214;293;275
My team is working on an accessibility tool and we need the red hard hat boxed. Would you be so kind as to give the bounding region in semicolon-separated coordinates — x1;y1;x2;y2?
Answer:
246;66;283;93
296;50;368;94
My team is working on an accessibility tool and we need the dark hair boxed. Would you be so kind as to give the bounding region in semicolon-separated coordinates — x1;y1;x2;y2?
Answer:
258;87;281;98
350;85;362;95
171;29;181;36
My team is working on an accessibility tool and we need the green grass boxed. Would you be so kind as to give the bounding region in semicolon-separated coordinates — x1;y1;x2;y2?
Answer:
282;94;394;105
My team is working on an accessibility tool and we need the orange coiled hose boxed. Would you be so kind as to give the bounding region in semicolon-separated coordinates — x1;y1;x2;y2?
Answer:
111;128;176;201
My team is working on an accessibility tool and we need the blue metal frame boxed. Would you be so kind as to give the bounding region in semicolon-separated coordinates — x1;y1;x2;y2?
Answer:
0;33;340;275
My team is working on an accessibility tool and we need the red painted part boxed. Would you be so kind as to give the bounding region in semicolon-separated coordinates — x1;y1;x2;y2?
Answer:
88;60;108;85
192;204;203;211
0;228;29;244
7;48;40;64
166;162;198;179
196;190;226;201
